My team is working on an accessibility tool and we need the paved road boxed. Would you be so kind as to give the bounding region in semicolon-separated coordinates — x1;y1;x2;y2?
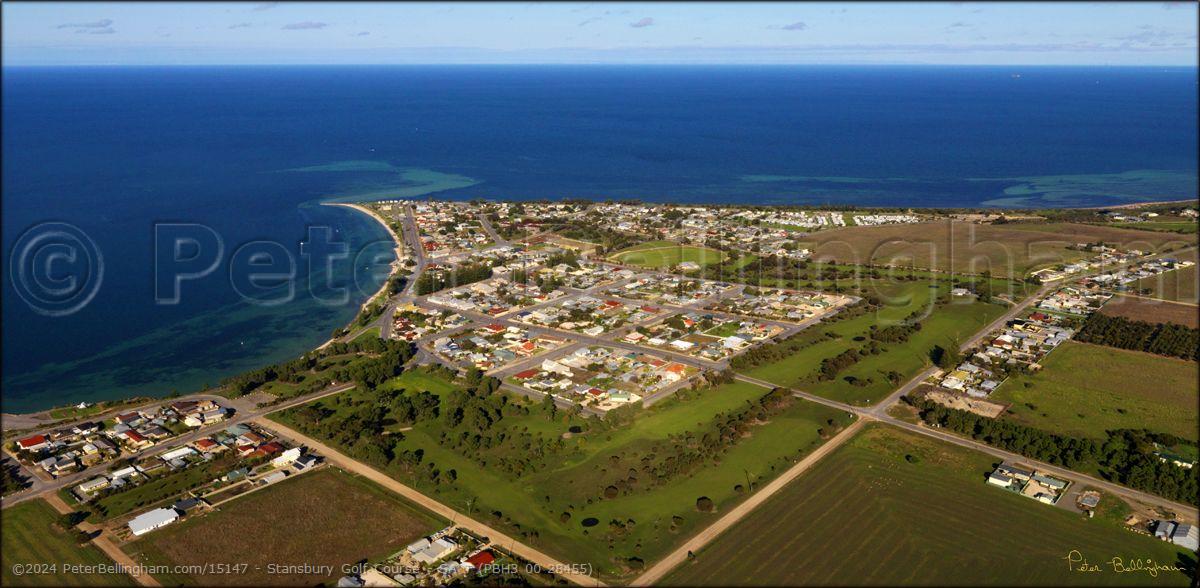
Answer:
866;280;1056;417
478;211;511;248
257;418;605;587
0;384;354;509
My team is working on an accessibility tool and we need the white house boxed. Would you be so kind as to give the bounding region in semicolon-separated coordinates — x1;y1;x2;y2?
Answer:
128;508;180;536
272;447;303;468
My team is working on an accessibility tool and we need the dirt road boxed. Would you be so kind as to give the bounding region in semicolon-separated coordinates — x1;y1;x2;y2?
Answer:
632;418;868;586
255;418;605;587
43;493;161;587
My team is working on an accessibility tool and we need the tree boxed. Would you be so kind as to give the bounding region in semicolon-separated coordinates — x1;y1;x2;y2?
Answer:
696;496;715;512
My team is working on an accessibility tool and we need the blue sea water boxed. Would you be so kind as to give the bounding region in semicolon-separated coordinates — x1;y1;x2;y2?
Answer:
2;65;1197;412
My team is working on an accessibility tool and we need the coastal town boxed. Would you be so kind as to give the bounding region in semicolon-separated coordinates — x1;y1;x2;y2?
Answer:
3;197;1197;588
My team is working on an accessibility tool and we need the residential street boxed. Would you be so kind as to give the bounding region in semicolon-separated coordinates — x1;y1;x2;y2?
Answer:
4;204;1195;588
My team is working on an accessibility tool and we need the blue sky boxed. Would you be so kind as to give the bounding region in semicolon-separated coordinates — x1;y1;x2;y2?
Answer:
3;1;1197;66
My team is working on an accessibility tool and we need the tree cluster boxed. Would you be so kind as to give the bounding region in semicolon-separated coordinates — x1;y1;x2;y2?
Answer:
416;262;494;295
1075;313;1199;361
914;399;1198;504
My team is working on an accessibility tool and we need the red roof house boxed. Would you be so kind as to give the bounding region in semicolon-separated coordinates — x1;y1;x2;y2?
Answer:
194;438;219;452
466;551;495;569
16;434;47;450
513;369;538;379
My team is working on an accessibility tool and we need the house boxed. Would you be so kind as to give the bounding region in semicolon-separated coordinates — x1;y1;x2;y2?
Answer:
237;431;266;446
1171;523;1199;551
272;447;303;468
194;438;222;453
222;468;249;483
465;550;495;570
336;576;365;588
173;498;203;514
255;441;285;457
110;466;140;480
16;434;49;452
77;476;110;494
1154;520;1177;541
160;446;197;462
986;472;1013;488
115;412;141;425
412;537;458;564
128;508;180;536
224;423;251;437
122;430;151;448
293;454;320;470
996;462;1034;481
258;470;288;485
1031;473;1068;491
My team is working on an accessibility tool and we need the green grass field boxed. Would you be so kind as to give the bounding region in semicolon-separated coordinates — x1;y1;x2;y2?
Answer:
1110;221;1198;234
663;425;1195;586
350;325;382;344
273;373;854;579
2;499;134;587
124;468;445;586
611;240;727;268
1133;249;1199;304
743;279;1007;405
991;341;1198;442
799;221;1191;279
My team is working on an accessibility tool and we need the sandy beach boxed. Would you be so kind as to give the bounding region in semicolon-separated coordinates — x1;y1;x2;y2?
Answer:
322;202;405;310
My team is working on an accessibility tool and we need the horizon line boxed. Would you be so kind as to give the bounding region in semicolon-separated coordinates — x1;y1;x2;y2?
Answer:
4;62;1198;68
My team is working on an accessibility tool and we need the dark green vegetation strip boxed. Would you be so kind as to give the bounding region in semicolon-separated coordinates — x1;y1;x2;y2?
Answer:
914;400;1199;505
271;368;854;578
664;425;1195;587
1074;313;1199;361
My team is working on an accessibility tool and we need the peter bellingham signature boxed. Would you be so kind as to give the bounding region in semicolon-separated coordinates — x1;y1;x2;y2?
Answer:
1063;550;1190;579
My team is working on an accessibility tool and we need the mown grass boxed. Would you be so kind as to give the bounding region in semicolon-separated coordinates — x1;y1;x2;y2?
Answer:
2;499;134;587
350;326;382;344
611;240;727;268
991;341;1198;442
272;374;853;579
663;425;1195;587
743;279;1007;405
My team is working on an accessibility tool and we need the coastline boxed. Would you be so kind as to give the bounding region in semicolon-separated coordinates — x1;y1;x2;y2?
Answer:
3;201;404;425
1080;199;1198;210
316;201;405;348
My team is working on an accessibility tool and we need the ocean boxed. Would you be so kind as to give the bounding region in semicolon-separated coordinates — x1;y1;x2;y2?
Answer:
2;65;1197;412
